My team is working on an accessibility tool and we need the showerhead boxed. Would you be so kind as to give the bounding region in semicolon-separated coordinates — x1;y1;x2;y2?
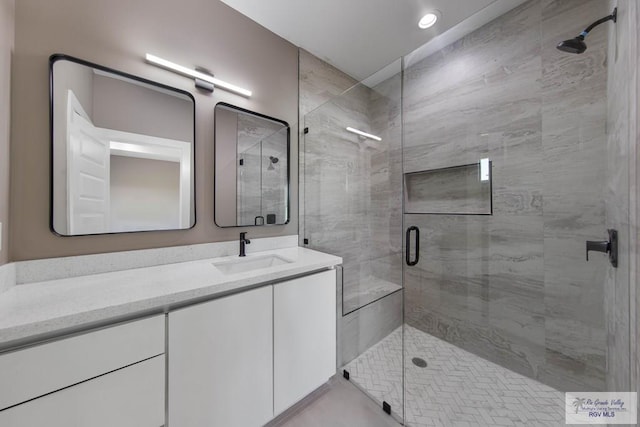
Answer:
557;36;587;54
556;8;616;55
267;156;279;171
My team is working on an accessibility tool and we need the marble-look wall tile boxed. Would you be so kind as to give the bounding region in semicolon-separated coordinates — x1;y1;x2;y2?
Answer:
339;289;403;366
404;165;492;215
299;49;359;118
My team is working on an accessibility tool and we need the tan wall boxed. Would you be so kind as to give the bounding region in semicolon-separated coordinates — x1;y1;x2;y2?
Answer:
11;0;298;261
0;0;14;265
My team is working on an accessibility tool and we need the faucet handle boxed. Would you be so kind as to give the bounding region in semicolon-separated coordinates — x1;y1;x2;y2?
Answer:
585;229;618;267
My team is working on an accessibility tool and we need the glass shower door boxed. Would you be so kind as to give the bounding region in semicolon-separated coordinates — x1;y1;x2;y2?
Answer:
401;0;631;425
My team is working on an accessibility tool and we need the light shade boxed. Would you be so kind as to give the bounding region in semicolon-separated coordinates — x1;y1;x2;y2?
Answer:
418;12;438;29
346;127;382;141
145;54;252;98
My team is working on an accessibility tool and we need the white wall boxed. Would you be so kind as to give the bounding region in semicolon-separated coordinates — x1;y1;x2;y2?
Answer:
109;156;180;232
93;74;193;143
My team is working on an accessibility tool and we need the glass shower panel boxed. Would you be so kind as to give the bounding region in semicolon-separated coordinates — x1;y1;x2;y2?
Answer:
237;141;261;226
302;67;404;421
303;74;403;316
261;128;289;225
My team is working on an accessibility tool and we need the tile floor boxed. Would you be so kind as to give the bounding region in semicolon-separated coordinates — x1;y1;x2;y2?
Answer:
344;325;568;427
266;376;400;427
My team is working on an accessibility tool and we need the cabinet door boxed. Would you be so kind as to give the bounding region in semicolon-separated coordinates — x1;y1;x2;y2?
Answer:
0;355;165;427
168;286;273;427
274;270;337;414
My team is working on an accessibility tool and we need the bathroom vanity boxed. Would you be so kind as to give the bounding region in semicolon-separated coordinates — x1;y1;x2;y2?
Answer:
0;242;340;427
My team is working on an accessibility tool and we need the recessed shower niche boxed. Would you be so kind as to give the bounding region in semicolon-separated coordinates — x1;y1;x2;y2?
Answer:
404;159;492;215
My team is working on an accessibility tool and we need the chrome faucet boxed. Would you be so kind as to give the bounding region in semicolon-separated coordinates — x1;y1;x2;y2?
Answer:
239;232;251;257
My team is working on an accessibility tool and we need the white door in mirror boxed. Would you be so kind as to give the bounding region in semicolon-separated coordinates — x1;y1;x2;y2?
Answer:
67;99;110;235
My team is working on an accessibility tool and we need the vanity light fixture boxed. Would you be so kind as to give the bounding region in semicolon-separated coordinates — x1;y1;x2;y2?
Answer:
418;12;439;29
346;127;382;142
145;54;252;98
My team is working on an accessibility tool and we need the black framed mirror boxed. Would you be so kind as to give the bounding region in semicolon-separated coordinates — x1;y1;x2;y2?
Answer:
214;103;290;227
50;54;196;236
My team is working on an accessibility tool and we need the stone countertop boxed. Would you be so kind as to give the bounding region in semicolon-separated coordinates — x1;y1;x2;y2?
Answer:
0;247;341;349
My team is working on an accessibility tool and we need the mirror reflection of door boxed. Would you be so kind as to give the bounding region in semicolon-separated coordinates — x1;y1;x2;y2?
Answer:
66;91;110;235
66;90;192;234
51;55;196;236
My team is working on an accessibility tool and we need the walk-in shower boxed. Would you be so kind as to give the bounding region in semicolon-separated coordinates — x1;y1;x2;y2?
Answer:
301;0;634;425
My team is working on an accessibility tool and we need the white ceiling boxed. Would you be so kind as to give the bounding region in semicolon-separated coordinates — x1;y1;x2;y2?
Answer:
220;0;527;81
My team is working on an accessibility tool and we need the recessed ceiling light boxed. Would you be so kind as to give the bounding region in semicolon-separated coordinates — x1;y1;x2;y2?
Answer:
418;12;439;29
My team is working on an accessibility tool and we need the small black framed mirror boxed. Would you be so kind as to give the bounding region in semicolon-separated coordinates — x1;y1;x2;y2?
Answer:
50;54;196;236
214;103;290;227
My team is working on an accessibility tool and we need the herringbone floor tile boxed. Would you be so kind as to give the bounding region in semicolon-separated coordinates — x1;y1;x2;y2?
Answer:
344;325;566;427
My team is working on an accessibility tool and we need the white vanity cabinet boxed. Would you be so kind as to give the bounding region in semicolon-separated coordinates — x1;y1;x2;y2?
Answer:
0;315;165;427
274;269;337;414
168;269;337;426
0;263;338;427
168;285;274;427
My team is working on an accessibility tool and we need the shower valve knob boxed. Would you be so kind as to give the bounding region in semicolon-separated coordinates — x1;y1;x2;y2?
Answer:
586;229;618;268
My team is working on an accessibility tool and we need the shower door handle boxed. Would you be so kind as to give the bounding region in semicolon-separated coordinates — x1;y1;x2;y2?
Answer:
406;226;420;266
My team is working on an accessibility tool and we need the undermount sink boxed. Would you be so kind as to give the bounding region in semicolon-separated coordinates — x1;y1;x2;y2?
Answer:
212;254;293;275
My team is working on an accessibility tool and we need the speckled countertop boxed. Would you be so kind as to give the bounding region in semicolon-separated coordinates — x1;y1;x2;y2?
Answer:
0;247;341;349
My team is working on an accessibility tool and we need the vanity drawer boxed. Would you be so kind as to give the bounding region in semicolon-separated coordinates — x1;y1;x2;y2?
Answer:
0;314;165;410
0;355;165;427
